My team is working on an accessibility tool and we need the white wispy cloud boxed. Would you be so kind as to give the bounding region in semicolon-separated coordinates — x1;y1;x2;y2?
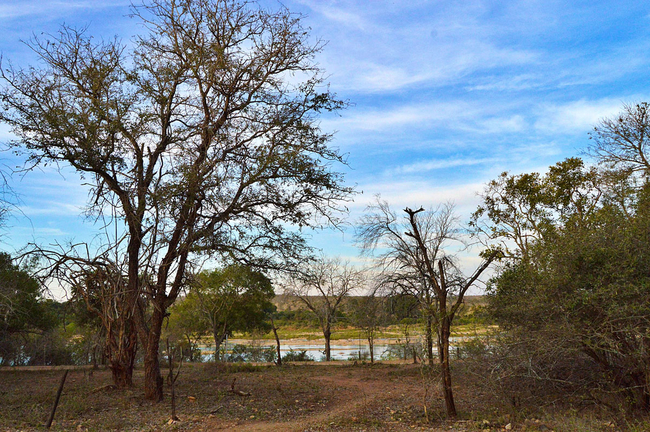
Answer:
353;180;486;214
18;201;84;217
0;1;130;20
387;157;502;175
33;227;67;236
300;0;540;93
534;98;630;135
0;0;131;19
326;100;530;141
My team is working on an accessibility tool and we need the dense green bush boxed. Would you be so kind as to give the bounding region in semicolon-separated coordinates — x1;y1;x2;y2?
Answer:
478;156;650;412
281;349;313;362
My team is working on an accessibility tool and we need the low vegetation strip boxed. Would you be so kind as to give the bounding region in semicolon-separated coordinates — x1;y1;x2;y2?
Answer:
0;364;94;372
1;361;646;431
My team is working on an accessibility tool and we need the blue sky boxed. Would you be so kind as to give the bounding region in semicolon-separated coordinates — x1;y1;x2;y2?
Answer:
1;0;649;292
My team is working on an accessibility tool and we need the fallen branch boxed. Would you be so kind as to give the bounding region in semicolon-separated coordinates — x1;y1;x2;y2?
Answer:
228;378;251;396
91;384;117;394
209;406;224;414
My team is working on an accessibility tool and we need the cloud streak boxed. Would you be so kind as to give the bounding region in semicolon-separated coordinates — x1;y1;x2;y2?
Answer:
0;1;130;20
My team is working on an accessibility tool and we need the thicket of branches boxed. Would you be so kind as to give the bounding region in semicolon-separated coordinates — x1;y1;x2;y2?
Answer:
471;103;650;413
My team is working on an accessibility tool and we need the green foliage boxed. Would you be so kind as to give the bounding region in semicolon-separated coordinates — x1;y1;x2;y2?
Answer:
193;264;276;336
484;158;650;411
452;304;492;326
0;253;59;365
170;264;276;361
471;157;602;259
281;348;313;362
226;344;277;363
0;253;56;335
345;296;386;335
272;309;320;329
165;290;205;362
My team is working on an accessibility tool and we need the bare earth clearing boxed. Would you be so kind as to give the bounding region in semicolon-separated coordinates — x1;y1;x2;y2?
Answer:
0;362;596;431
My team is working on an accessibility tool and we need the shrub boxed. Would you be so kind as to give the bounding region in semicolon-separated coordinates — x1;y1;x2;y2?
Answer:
281;349;313;362
225;344;277;363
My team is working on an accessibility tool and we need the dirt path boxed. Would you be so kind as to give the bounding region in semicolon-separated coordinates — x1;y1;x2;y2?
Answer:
195;367;457;431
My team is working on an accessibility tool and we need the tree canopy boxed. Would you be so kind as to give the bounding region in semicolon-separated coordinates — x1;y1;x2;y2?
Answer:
0;253;57;365
0;0;351;400
479;105;650;411
184;264;275;361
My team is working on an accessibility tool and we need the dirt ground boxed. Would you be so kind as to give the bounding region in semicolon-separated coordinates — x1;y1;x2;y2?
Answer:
0;361;616;431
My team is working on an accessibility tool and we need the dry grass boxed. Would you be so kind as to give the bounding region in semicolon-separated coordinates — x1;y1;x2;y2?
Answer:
0;361;646;431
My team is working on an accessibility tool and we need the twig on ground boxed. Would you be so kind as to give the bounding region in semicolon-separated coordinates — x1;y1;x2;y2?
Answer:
228;378;251;396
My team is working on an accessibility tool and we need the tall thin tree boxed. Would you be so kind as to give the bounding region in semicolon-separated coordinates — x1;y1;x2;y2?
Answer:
357;197;498;417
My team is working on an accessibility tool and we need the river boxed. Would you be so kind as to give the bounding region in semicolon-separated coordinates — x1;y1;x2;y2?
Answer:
198;337;469;362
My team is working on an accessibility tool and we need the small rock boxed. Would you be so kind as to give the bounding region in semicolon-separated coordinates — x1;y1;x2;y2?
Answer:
505;423;512;430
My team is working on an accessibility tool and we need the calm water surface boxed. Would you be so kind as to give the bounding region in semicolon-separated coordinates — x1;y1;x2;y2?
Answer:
199;337;467;361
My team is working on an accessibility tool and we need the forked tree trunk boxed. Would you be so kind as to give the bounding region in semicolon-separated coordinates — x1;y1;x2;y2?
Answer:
213;330;227;362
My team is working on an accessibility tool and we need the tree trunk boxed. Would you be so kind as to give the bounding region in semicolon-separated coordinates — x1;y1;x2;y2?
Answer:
110;358;134;388
368;335;374;364
324;325;331;362
438;316;457;418
213;330;227;362
143;304;165;402
271;318;282;366
426;314;435;367
185;334;194;362
106;318;138;388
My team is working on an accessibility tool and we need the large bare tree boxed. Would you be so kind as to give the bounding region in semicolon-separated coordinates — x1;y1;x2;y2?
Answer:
0;0;351;401
357;198;498;418
284;257;363;361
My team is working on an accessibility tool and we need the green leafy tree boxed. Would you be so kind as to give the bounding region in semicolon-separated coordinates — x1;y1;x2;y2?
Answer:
479;151;650;411
0;253;57;365
471;158;602;260
490;188;650;410
188;265;275;361
165;293;205;362
0;0;350;400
